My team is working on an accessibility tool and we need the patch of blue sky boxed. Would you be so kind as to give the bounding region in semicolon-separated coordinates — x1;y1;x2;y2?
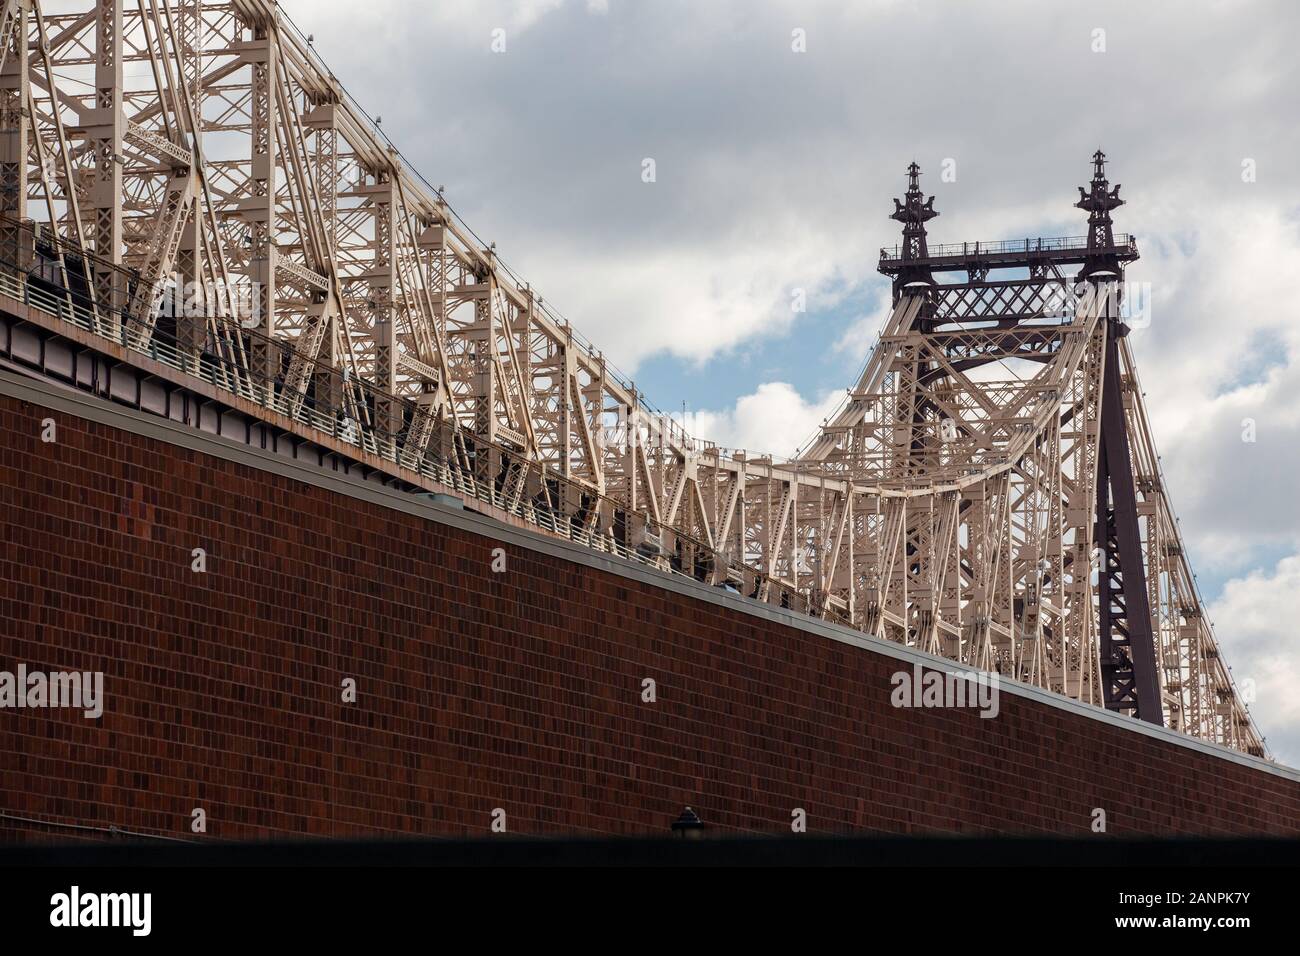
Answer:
1214;328;1289;396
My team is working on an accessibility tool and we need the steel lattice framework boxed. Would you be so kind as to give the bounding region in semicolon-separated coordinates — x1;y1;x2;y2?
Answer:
0;0;1265;756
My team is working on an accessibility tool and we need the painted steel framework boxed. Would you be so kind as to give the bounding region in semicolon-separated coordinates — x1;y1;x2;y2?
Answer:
0;0;1264;755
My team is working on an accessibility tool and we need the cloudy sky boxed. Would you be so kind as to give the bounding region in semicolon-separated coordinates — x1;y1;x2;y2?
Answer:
280;0;1300;764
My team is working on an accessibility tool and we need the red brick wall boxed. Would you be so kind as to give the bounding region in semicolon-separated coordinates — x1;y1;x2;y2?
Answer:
2;387;1298;842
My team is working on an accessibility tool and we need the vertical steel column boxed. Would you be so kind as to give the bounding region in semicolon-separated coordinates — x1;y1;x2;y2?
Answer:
247;19;277;394
91;0;124;332
371;171;399;444
1095;313;1163;724
176;0;205;365
472;271;499;487
307;100;340;418
0;0;29;265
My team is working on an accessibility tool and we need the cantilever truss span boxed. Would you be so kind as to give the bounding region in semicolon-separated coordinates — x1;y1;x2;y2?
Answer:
0;1;1264;755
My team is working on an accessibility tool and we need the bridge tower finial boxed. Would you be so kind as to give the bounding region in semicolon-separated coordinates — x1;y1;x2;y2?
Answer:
1076;149;1125;280
889;162;939;293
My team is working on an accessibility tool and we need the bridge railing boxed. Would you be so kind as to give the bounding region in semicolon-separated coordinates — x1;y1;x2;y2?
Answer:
878;234;1136;261
0;215;822;622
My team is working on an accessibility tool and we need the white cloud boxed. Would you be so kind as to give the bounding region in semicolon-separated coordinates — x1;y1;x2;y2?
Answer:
1208;555;1300;767
510;0;566;33
520;226;868;368
1124;205;1300;573
682;382;844;458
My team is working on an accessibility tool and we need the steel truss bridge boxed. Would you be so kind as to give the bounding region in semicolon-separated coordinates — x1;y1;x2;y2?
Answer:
0;0;1264;755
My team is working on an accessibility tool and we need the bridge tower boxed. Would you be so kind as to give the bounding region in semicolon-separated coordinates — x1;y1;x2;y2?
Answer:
1077;152;1163;723
802;154;1224;734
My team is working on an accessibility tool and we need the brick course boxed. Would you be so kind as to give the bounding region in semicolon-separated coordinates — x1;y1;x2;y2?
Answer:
2;388;1298;842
